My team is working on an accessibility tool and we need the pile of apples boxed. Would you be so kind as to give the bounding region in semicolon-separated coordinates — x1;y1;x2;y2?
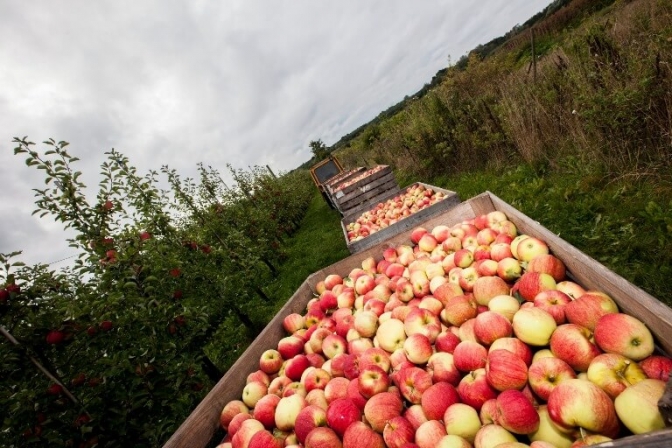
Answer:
333;165;387;192
345;184;448;241
217;210;672;448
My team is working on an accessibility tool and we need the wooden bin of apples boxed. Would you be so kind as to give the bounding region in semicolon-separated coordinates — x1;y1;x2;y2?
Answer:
164;191;672;448
341;182;461;254
329;165;401;216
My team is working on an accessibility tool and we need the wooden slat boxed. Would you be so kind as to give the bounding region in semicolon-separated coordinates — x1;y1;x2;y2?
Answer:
324;167;365;190
334;174;397;209
593;428;672;447
332;165;393;197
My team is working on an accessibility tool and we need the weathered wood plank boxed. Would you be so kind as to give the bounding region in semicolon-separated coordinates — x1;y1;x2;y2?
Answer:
331;165;393;197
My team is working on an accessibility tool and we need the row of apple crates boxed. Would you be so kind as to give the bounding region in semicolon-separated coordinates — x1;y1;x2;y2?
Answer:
165;191;672;448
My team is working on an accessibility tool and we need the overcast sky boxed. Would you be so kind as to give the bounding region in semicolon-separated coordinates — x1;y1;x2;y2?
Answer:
0;0;552;268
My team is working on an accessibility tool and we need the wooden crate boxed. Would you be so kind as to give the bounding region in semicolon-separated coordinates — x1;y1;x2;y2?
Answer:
331;166;399;215
164;191;672;448
340;182;461;254
323;167;366;192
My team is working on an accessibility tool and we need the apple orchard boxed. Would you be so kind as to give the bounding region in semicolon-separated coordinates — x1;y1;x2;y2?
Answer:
218;211;671;448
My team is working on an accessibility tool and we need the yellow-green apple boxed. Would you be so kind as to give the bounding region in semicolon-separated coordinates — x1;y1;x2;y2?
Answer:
275;394;308;431
427;352;461;385
614;378;666;434
443;236;463;254
474;311;513;345
396;278;415;302
304;426;342;448
248;429;284;448
570;434;612;447
515;237;549;262
404;307;441;339
376;318;407;352
490;242;513;262
486;349;528;391
247;370;270;386
564;291;619;331
268;376;293;397
546;379;620;437
473;424;517;448
435;434;472;448
472;275;510;306
420;382;460;420
418;234;438;253
458;266;479;292
486;210;508;228
532;349;556;363
453;249;474;269
242;381;268;408
593;313;655;361
343;421;384;448
354;310;378;338
443;403;481;443
278;336;304;359
358;365;389;398
395;366;432;404
534;290;572;324
415;420;447;448
403;333;433;364
361;256;377;274
639;355;672;380
477;228;498;246
355;274;376;296
306;389;329;410
509;235;529;259
476;259;499;277
441;294;478;326
453;340;488;372
528;357;577;401
285;355;311;381
479;398;500;425
457;368;498;411
324;377;349;403
514;272;556;302
294;405;327;444
220;400;249;431
497;257;523;282
488;295;520;322
555;281;585;301
326;397;362;437
404;403;429;430
434;330;460;353
489;337;533;366
496;389;540;434
283;313;306;334
458;317;478;343
411;227;429;245
383;416;415;448
253;394;281;429
360;347;391;372
512;307;557;346
550;324;601;372
586;353;647;398
283;381;307;398
364;391;404;433
304;368;332;393
527;254;566;282
232;418;264;448
322;334;347;359
528;405;574;448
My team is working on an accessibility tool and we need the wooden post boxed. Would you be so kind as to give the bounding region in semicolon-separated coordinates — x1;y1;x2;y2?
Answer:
266;165;277;179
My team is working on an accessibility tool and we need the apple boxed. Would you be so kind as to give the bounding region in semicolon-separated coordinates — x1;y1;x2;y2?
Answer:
304;426;342;448
564;291;619;331
453;249;474;268
283;381;307;398
376;318;407;352
248;429;284;448
479;398;500;425
285;355;311;381
639;355;672;380
472;276;510;306
555;281;586;300
473;424;517;448
306;389;329;410
322;334;348;359
326;397;362;437
457;317;478;343
487;295;520;322
476;259;499;276
528;357;577;401
275;394;307;431
304;368;332;392
346;378;368;411
404;403;429;430
427;352;461;385
383;416;415;448
358;365;389;398
485;349;528;391
403;333;433;365
418;296;443;317
593;312;655;361
359;347;391;373
418;234;438;253
231;419;264;448
497;258;522;282
434;330;460;353
489;337;533;366
513;272;556;302
474;311;513;345
242;381;268;408
411;227;429;244
259;349;283;375
253;394;281;429
343;421;385;448
490;243;513;262
527;254;566;281
420;382;460;421
458;266;479;291
278;336;305;359
404;307;441;340
515;237;549;262
294;405;328;445
220;400;249;431
443;403;481;443
496;389;540;434
457;368;498;411
246;370;270;386
364;391;404;433
453;340;488;372
395;366;432;404
533;290;571;324
546;379;620;437
415;420;447;448
528;405;574;448
614;378;666;434
512;307;557;346
549;324;601;372
586;353;647;398
268;376;293;397
324;377;349;403
440;294;477;326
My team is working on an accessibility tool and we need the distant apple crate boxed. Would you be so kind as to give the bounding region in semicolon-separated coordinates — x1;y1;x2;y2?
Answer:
324;167;366;192
330;165;400;215
340;182;461;254
164;191;672;448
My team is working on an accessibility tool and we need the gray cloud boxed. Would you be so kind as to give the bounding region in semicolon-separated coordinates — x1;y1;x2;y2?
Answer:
0;0;552;266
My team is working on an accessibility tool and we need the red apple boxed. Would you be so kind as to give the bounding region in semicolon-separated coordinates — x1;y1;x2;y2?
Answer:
358;365;389;398
326;398;362;437
528;357;577;401
427;352;461;385
485;349;528;391
513;272;556;302
527;254;566;281
488;337;533;366
496;389;540;434
324;377;349;403
474;311;513;346
364;391;404;433
220;400;249;431
253;394;281;429
343;421;384;448
453;340;488;372
415;420;447;448
457;368;498;411
639;355;672;380
420;382;459;421
294;405;327;445
472;276;510;306
593;312;655;361
304;426;342;448
533;290;571;325
259;349;283;375
564;291;619;331
383;416;415;448
586;353;647;398
394;366;432;404
550;324;601;372
440;294;477;327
